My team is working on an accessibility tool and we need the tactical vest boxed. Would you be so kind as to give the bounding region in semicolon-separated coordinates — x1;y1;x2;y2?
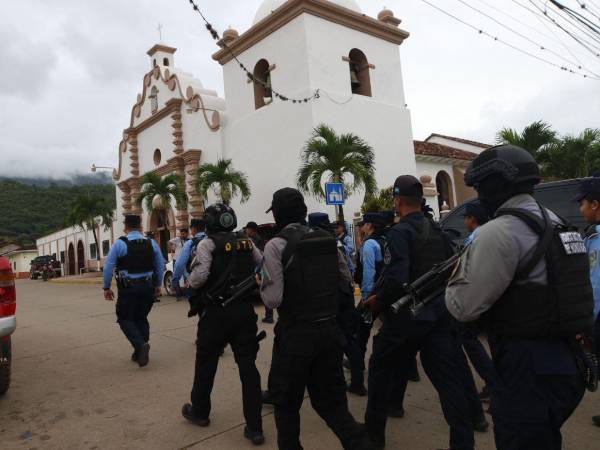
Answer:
204;232;255;300
278;224;339;323
116;237;154;274
408;217;450;283
186;236;205;273
486;206;594;338
354;234;386;286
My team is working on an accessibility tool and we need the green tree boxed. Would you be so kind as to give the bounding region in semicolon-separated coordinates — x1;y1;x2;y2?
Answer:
538;129;600;179
297;124;377;223
496;120;557;158
195;158;251;206
135;172;187;230
362;186;394;213
65;194;114;261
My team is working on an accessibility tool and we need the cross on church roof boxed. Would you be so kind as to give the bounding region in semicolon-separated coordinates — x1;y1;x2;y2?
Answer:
157;23;163;41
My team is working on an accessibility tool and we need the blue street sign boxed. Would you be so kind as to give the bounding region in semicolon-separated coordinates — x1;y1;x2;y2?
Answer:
325;182;345;206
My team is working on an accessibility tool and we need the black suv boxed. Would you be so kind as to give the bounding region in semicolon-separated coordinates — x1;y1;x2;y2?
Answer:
440;179;585;242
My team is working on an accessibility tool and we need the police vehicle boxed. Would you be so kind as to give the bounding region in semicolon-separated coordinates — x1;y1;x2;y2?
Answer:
441;179;585;242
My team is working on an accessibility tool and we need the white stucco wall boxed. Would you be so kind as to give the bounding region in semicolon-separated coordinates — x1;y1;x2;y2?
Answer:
426;136;488;155
7;251;38;274
222;12;416;225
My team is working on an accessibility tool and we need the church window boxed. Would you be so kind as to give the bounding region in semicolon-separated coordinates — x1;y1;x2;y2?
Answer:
253;59;273;110
348;49;372;97
153;149;162;166
150;86;159;114
163;57;169;66
436;171;455;211
153;59;157;67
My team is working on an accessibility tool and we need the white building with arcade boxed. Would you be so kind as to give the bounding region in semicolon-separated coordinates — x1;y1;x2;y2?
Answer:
37;0;489;275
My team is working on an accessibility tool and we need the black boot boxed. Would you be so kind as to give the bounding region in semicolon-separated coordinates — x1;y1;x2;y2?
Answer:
181;403;210;427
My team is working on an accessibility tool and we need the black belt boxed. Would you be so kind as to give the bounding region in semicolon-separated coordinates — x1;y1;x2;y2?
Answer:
120;276;153;286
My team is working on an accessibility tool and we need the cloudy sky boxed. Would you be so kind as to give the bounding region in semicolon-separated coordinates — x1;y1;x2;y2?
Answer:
1;0;599;178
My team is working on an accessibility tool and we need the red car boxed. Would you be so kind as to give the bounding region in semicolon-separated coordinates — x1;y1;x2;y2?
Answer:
0;256;16;395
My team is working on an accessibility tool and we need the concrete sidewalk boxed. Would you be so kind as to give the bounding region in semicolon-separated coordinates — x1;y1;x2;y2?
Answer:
0;280;597;449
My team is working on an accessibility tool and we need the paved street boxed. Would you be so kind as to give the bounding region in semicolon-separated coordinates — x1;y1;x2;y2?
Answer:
0;280;597;449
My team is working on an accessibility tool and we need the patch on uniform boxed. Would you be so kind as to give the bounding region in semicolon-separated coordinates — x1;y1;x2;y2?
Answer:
383;243;392;265
559;232;587;255
219;212;235;229
590;250;598;268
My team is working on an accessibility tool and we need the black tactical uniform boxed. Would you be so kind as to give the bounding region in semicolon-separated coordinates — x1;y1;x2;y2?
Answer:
261;188;371;450
365;176;474;450
181;204;264;446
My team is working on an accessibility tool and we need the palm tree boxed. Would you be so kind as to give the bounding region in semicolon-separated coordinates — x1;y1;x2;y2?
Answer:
297;124;377;223
537;129;600;179
362;186;394;213
195;158;251;205
496;120;557;158
135;172;187;231
65;194;114;262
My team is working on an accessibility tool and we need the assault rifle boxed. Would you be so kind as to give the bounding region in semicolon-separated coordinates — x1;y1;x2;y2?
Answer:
214;273;260;308
389;250;464;317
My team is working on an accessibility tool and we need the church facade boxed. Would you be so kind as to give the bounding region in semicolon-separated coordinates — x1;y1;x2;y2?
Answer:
37;0;488;275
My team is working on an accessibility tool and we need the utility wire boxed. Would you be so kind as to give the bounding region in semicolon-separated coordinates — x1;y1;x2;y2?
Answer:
419;0;600;79
549;0;600;34
517;0;600;57
574;0;600;22
453;0;597;74
530;0;600;47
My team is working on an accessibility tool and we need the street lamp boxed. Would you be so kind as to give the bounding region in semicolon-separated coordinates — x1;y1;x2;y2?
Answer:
91;164;113;173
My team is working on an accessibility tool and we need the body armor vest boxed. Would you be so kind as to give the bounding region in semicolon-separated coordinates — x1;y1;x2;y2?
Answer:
204;232;255;300
408;217;449;283
486;206;594;338
354;234;386;286
278;224;339;323
116;237;154;274
186;236;205;273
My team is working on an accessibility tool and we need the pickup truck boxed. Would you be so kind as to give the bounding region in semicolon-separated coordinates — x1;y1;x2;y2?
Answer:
0;256;16;395
29;255;61;279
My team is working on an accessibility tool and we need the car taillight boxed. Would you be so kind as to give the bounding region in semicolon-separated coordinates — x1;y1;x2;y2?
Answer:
0;269;16;317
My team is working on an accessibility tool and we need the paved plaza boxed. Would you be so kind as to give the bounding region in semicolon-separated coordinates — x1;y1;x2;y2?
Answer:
0;280;597;449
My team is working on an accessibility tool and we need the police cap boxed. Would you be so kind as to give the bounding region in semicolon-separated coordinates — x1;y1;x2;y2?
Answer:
362;212;387;227
463;201;489;224
124;214;142;229
393;175;424;198
245;221;259;231
573;175;600;202
308;213;331;229
266;188;307;214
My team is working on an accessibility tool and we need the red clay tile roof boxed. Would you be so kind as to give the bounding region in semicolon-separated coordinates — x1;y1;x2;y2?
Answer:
425;133;491;149
414;140;479;161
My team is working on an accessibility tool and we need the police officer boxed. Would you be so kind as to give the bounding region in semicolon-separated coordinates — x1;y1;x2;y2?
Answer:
459;201;496;401
171;218;207;299
260;188;371;450
310;212;367;397
363;176;474;450
180;204;264;445
446;145;594;449
573;175;600;427
336;220;356;274
103;214;165;367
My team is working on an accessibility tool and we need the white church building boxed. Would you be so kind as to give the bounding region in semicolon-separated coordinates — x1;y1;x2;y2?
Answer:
37;0;489;275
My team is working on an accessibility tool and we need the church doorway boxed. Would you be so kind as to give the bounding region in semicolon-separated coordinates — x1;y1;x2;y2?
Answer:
68;243;75;276
149;209;174;260
77;240;85;274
